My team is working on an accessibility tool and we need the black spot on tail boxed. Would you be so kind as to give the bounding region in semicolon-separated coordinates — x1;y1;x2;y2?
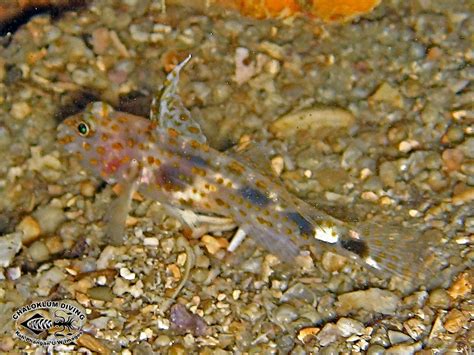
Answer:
340;237;369;258
287;212;313;236
239;186;271;207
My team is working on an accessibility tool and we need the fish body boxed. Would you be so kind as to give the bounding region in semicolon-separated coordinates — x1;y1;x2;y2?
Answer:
58;56;437;284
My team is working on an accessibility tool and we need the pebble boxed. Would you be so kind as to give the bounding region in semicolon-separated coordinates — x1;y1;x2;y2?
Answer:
297;327;320;343
269;107;355;138
452;186;474;205
403;318;426;340
443;309;467;333
91;27;110;55
379;161;398;187
37;266;66;295
45;235;64;254
316;323;339;347
201;235;229;255
336;318;364;337
280;283;317;304
337;288;400;315
0;336;15;352
96;245;118;269
33;204;65;235
447;272;472;299
10;102;31;120
321;251;347;273
428;289;451;308
80;181;96;197
233;47;259;85
366;344;386;355
385;341;422;354
170;303;208;337
399;140;420;153
369;82;403;108
273;304;299;323
7;266;21;280
16;215;41;244
0;232;22;267
120;267;136;280
458;137;474;159
271;156;284;176
88;286;115;302
442;125;464;144
155;335;172;347
387;330;412;345
28;240;50;262
441;148;464;171
76;333;111;354
143;237;159;247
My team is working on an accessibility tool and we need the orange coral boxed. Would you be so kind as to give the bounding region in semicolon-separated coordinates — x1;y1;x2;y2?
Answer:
311;0;381;22
213;0;381;22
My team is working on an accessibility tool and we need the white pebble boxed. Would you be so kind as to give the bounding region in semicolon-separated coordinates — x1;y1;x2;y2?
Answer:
96;275;107;285
139;328;153;340
399;140;420;153
120;267;136;280
143;237;159;246
7;267;21;280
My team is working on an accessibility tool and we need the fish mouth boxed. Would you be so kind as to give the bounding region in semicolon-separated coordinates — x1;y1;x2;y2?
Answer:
56;122;77;149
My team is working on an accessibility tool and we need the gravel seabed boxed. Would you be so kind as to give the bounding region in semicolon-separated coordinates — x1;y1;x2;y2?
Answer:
0;0;472;353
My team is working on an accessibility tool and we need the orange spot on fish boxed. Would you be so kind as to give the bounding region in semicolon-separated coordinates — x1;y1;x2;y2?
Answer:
59;136;74;144
256;180;267;189
112;142;123;150
227;161;245;175
187;126;200;134
189;140;201;149
215;198;228;207
147;156;155;164
104;157;122;174
127;138;135;148
257;216;273;227
96;146;106;155
101;133;110;142
167;127;180;138
121;155;131;164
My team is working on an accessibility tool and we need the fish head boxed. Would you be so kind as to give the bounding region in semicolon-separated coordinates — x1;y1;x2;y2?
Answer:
57;101;148;184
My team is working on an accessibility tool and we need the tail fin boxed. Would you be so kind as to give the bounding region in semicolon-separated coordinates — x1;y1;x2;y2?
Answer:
346;221;446;286
288;197;448;289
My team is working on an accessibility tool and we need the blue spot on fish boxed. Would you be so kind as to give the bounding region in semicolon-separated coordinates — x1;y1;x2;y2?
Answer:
187;154;208;167
287;212;313;235
239;186;270;207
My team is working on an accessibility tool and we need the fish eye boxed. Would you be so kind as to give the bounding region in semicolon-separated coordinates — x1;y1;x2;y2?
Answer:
77;122;90;136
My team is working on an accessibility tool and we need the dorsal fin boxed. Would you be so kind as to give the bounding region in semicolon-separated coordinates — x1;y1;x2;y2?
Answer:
150;55;207;144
